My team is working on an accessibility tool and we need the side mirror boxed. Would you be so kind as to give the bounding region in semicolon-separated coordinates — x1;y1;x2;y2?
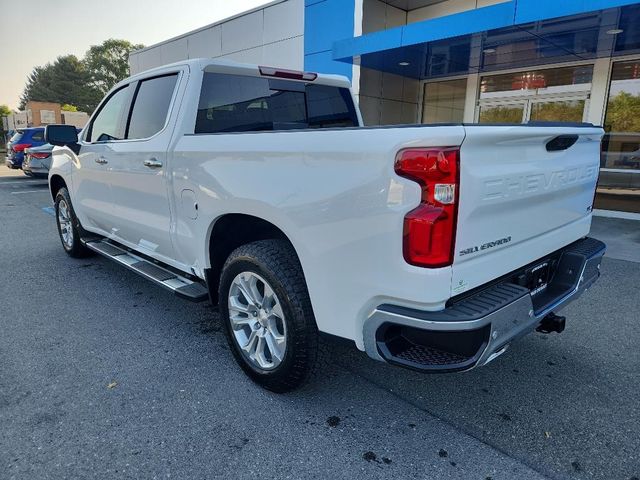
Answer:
45;124;80;154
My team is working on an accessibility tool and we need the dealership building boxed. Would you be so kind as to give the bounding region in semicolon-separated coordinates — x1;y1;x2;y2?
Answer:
129;0;640;214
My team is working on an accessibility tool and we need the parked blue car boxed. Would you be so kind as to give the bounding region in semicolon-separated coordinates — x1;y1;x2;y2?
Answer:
5;127;46;169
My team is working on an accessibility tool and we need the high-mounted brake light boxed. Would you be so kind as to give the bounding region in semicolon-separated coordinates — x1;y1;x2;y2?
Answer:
259;66;318;81
395;147;460;268
12;143;32;152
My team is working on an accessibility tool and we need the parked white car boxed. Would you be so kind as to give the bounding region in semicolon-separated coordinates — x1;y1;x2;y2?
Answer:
45;59;606;392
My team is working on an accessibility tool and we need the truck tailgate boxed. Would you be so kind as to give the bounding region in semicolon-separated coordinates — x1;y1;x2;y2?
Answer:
452;125;603;296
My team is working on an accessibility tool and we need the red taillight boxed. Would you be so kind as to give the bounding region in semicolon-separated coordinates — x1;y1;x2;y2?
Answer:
259;66;318;81
395;147;460;268
30;152;50;159
12;143;32;152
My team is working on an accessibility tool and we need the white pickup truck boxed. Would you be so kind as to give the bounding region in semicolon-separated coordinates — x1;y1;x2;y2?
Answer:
45;59;606;392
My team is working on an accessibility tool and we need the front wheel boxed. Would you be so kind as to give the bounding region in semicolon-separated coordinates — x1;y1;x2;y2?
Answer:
219;240;321;392
54;187;93;258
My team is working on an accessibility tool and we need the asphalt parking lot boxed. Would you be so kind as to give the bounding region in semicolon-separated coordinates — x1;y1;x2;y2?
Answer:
0;167;638;480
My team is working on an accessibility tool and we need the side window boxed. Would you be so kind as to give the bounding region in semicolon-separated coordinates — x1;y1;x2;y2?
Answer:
196;74;284;133
306;85;358;128
31;130;44;141
88;85;133;142
127;74;178;140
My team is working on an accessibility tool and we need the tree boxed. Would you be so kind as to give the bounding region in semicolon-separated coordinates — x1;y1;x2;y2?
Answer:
20;55;102;113
0;104;11;140
61;104;78;112
84;39;144;97
604;91;640;133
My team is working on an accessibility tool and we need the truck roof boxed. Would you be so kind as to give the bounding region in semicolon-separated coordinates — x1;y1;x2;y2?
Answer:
124;58;352;90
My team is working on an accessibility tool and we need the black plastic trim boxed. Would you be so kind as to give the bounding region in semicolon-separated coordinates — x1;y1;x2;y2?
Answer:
546;134;579;151
379;282;528;323
376;323;490;373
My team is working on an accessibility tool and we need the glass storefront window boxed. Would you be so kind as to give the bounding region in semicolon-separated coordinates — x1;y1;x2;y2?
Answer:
480;65;593;98
478;103;525;123
422;79;467;123
530;99;586;122
478;65;591;124
602;60;640;170
597;60;640;214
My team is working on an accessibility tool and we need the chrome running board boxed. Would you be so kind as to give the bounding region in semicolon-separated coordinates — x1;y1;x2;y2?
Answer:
84;239;209;302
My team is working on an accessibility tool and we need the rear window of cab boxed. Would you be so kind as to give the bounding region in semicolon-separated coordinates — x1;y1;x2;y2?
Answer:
195;72;358;134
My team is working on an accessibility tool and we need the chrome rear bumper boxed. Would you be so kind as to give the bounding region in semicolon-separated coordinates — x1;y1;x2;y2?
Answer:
364;237;606;373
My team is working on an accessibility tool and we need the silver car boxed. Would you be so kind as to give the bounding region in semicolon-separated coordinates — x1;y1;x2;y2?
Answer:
22;143;53;178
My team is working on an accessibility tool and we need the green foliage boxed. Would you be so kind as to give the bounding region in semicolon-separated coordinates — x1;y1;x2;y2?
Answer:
479;105;524;123
0;104;11;139
19;55;102;113
84;39;145;96
530;100;585;123
19;39;144;115
61;104;78;112
604;91;640;133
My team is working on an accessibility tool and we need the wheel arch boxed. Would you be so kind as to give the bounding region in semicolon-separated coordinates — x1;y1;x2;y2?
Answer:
49;174;67;201
205;213;305;306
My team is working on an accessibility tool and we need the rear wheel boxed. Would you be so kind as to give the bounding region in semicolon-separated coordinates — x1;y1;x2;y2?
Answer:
219;240;320;392
54;187;93;258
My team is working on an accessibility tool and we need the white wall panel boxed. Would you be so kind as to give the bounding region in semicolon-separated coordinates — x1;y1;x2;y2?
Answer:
264;0;304;43
262;37;304;69
408;0;509;23
129;53;141;74
138;47;162;72
362;0;407;34
221;11;264;54
380;99;404;124
358;95;382;125
477;0;509;7
408;0;474;23
187;26;222;59
382;72;405;102
221;46;264;65
129;1;305;74
161;37;188;64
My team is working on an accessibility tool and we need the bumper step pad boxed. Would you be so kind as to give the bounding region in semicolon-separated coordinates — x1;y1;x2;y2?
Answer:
84;239;208;302
370;237;606;373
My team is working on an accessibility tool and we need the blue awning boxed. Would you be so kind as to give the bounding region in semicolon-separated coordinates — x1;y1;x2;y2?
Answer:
333;1;640;79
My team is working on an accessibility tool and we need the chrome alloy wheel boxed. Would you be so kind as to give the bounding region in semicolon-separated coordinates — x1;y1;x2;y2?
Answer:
228;272;287;370
57;198;74;249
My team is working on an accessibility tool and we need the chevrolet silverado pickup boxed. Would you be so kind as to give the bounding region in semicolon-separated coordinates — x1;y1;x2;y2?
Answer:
45;59;606;392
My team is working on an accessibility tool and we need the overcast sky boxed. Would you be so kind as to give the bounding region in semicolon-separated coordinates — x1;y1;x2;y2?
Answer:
0;0;271;110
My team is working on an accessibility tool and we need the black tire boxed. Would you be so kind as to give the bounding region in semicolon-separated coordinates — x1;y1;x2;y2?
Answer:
218;239;320;393
54;187;93;258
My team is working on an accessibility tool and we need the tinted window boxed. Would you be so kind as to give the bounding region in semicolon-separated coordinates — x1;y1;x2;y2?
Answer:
9;131;24;143
196;73;358;134
88;85;132;142
306;85;358;128
30;130;44;141
127;74;178;139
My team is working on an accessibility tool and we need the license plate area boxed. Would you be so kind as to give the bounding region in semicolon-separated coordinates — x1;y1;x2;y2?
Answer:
526;261;551;297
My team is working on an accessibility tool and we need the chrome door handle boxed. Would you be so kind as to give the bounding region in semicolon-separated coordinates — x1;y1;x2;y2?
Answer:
95;156;108;164
143;158;163;168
